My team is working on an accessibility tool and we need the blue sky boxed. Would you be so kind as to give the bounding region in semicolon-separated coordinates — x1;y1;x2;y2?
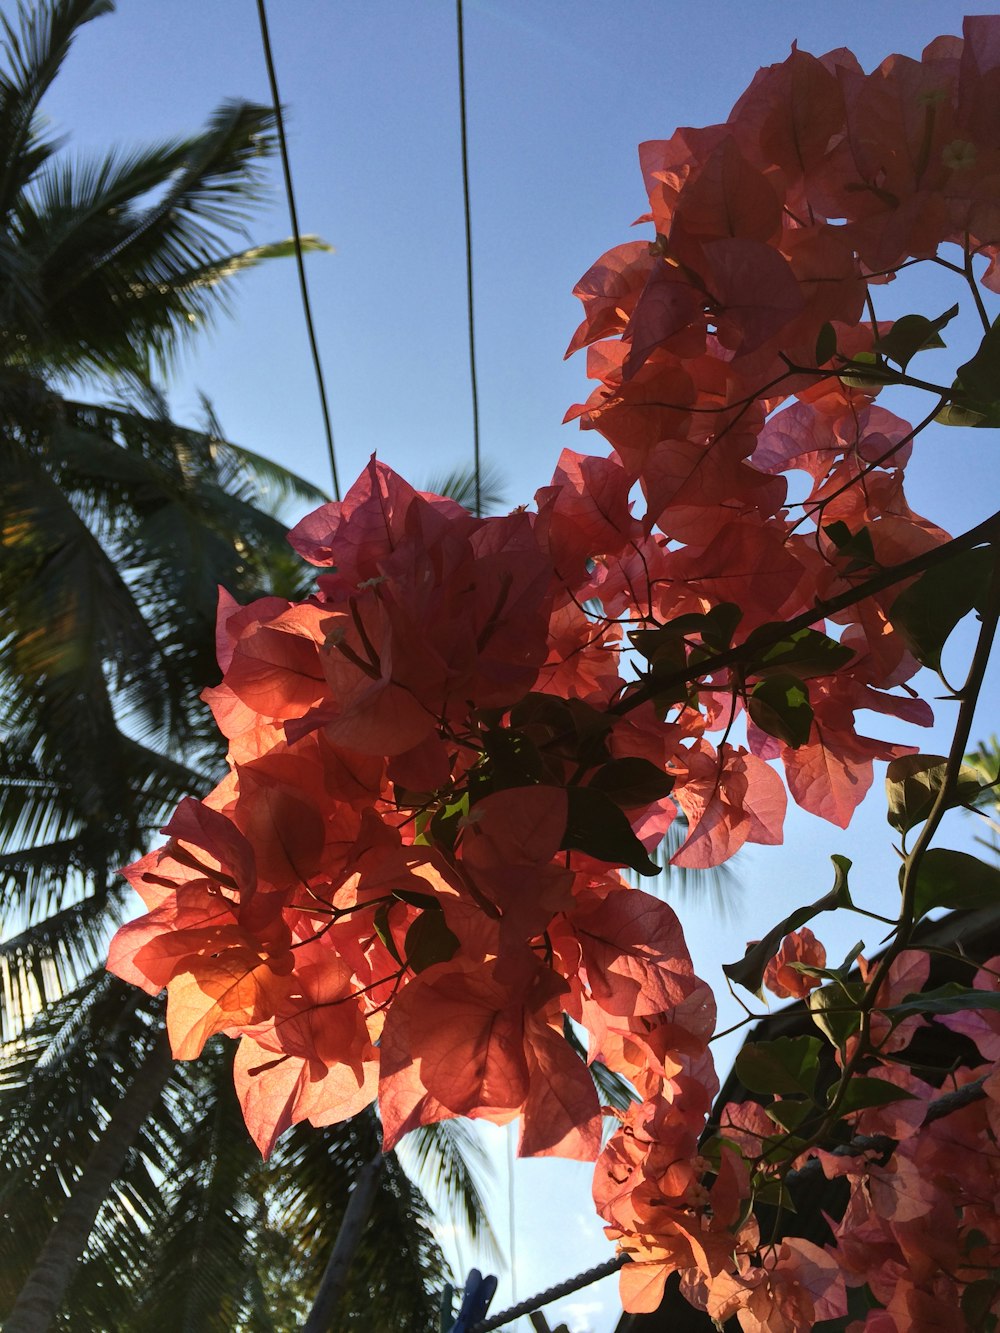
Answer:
36;3;1000;1328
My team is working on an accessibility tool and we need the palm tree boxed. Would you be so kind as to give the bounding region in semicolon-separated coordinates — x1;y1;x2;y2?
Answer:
0;3;493;1327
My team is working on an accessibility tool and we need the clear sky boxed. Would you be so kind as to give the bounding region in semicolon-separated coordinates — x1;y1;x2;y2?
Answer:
33;3;1000;1329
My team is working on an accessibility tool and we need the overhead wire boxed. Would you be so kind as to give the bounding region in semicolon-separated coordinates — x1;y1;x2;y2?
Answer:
456;0;483;517
255;0;341;501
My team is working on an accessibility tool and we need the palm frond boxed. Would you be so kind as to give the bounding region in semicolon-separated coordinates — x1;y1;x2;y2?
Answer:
0;879;129;1039
0;0;112;218
625;812;739;917
562;1016;636;1115
423;460;507;515
269;1114;449;1329
397;1119;500;1262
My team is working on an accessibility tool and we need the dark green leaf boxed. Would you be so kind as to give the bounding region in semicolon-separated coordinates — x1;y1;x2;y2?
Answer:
483;728;543;789
562;786;659;876
888;546;996;670
873;305;957;369
823;521;876;570
588;757;674;808
961;1280;999;1332
763;1100;813;1132
405;910;460;974
723;856;852;996
429;793;469;849
834;1076;917;1114
735;1035;822;1097
884;982;1000;1018
815;322;837;366
956;315;1000;407
913;848;1000;920
391;889;441;909
629;603;741;660
748;673;813;748
749;626;855;680
373;903;402;966
753;1178;798;1213
700;602;743;651
628;624;688;667
886;754;986;833
508;693;612;766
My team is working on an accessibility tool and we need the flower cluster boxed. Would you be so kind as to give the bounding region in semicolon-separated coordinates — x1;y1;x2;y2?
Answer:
106;15;1000;1330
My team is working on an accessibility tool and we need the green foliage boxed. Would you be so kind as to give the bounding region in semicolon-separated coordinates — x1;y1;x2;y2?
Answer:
735;1036;822;1098
912;848;1000;919
886;754;985;835
748;673;813;749
888;545;996;670
873;304;957;369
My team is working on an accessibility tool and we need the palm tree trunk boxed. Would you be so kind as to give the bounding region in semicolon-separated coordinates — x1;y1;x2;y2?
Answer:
6;1032;174;1333
302;1151;385;1333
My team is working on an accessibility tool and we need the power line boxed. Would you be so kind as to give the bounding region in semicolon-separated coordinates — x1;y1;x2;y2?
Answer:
255;0;341;501
456;0;483;518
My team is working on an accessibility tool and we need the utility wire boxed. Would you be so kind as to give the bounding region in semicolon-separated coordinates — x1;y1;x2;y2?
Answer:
456;0;483;517
256;0;341;501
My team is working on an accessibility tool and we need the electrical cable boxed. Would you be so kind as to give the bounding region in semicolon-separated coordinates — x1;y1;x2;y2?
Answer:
455;0;483;517
255;0;341;500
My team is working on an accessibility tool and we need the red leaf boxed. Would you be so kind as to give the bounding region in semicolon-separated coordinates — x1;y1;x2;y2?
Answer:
569;887;695;1018
519;1017;602;1159
234;1036;378;1158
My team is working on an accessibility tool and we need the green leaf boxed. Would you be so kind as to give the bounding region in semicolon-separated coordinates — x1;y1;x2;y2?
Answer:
834;1077;917;1115
430;793;469;849
884;982;1000;1018
700;602;743;651
961;1280;999;1332
823;521;876;571
888;545;996;670
873;305;957;369
373;902;402;966
735;1035;822;1097
956;314;1000;408
723;856;852;996
391;889;441;909
808;982;864;1050
629;603;742;660
405;910;460;974
749;626;855;680
839;350;894;388
562;786;659;876
483;728;544;790
588;757;674;808
815;321;837;366
628;624;688;667
508;693;612;765
763;1100;813;1132
934;398;999;428
748;673;813;748
913;848;1000;920
886;754;986;833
